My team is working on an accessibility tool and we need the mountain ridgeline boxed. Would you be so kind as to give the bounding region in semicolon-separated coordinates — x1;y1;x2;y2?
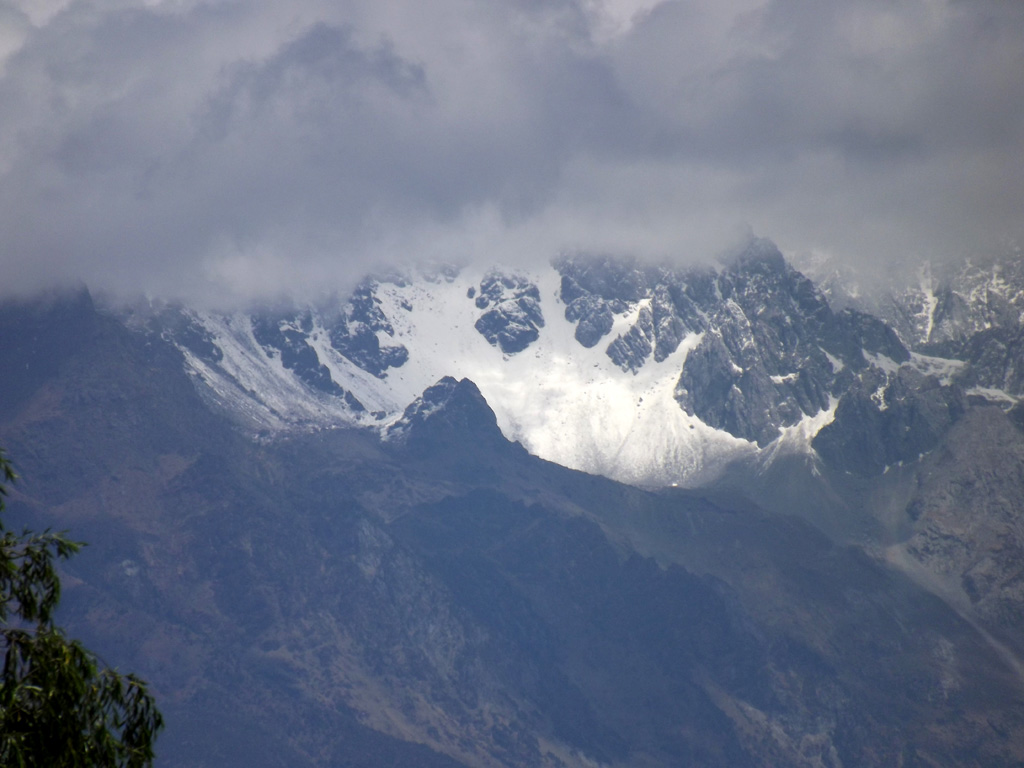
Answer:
2;240;1024;767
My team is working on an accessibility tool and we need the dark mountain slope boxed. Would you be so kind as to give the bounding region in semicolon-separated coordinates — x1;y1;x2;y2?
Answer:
1;292;1024;767
894;406;1024;656
0;292;466;768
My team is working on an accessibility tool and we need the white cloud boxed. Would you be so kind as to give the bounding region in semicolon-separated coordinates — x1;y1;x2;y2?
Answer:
0;0;1021;301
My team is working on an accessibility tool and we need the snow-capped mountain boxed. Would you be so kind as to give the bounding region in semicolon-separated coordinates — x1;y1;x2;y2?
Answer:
798;245;1024;411
129;238;983;488
879;252;1024;352
875;251;1024;406
6;243;1024;768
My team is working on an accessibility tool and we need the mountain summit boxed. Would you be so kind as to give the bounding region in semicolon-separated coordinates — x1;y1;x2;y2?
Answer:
4;242;1024;767
127;239;996;490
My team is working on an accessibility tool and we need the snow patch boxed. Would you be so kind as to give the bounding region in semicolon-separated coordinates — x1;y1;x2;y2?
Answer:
909;353;966;386
917;263;938;343
757;399;838;471
824;351;844;373
179;310;363;430
864;351;902;375
966;387;1019;407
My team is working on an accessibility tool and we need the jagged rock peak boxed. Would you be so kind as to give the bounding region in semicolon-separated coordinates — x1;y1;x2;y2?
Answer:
721;236;787;271
384;377;505;453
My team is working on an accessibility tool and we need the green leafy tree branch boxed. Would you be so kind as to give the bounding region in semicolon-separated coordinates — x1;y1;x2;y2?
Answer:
0;447;163;767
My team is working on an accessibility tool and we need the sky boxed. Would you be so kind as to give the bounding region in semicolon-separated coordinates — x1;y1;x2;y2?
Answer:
0;0;1021;303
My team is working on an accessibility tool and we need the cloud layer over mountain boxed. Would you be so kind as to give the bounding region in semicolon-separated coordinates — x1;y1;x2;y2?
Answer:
1;0;1022;302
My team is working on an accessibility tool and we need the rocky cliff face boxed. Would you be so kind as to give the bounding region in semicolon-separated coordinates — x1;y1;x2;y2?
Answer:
897;407;1024;651
872;251;1024;402
812;365;966;477
555;240;909;446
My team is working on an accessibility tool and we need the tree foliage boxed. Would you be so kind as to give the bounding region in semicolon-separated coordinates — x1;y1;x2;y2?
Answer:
0;447;163;767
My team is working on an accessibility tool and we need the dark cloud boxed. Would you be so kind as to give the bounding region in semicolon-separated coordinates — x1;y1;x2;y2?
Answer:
0;0;1021;302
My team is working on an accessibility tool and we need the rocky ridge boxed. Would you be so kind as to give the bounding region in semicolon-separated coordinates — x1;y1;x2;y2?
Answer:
132;240;973;482
850;250;1024;406
556;241;911;446
4;257;1024;766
